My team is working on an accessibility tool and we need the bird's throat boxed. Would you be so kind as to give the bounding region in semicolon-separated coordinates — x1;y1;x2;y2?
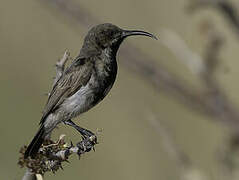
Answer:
101;47;117;64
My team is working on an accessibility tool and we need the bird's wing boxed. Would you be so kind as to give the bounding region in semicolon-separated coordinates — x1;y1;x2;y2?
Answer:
40;56;94;125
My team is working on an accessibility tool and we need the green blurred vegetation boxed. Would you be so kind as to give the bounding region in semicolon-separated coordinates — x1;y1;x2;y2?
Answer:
1;0;239;179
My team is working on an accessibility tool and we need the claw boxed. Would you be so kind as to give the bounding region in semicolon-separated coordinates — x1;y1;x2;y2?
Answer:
70;141;74;147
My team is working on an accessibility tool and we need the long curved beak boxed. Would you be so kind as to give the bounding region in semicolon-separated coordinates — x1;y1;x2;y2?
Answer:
122;30;158;40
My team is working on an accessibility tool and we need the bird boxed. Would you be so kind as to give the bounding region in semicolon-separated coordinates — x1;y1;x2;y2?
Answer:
24;23;157;158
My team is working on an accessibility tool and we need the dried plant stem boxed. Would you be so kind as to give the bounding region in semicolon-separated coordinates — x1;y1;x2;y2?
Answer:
22;169;38;180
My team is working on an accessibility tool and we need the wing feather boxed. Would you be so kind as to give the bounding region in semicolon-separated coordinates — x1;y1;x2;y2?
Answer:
40;56;93;125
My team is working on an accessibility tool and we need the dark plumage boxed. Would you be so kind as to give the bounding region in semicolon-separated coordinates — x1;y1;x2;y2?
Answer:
24;23;157;158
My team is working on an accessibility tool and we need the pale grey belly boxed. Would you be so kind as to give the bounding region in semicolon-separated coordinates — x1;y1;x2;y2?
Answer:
62;83;97;118
44;84;98;134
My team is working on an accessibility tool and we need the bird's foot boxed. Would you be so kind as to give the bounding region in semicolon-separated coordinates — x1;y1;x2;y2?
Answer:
80;129;98;147
77;134;97;155
64;119;98;145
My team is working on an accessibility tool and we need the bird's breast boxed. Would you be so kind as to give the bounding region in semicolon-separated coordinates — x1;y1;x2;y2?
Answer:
63;60;117;118
90;59;117;103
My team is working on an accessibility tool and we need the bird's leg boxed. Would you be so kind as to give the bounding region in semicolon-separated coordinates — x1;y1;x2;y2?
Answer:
64;119;97;143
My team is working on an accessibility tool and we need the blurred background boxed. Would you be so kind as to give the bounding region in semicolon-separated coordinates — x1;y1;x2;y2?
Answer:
2;0;239;179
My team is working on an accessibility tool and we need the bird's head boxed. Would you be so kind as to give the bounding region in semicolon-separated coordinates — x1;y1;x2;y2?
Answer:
83;23;157;54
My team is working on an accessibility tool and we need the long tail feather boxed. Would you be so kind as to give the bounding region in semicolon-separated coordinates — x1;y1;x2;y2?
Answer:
24;125;45;159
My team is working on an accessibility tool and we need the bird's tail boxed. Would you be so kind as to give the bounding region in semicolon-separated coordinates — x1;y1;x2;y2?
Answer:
24;125;45;159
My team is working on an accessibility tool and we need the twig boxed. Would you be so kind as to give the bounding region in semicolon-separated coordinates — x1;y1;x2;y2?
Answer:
53;50;70;87
22;169;37;180
148;113;190;169
148;113;208;180
160;29;205;75
19;134;97;177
